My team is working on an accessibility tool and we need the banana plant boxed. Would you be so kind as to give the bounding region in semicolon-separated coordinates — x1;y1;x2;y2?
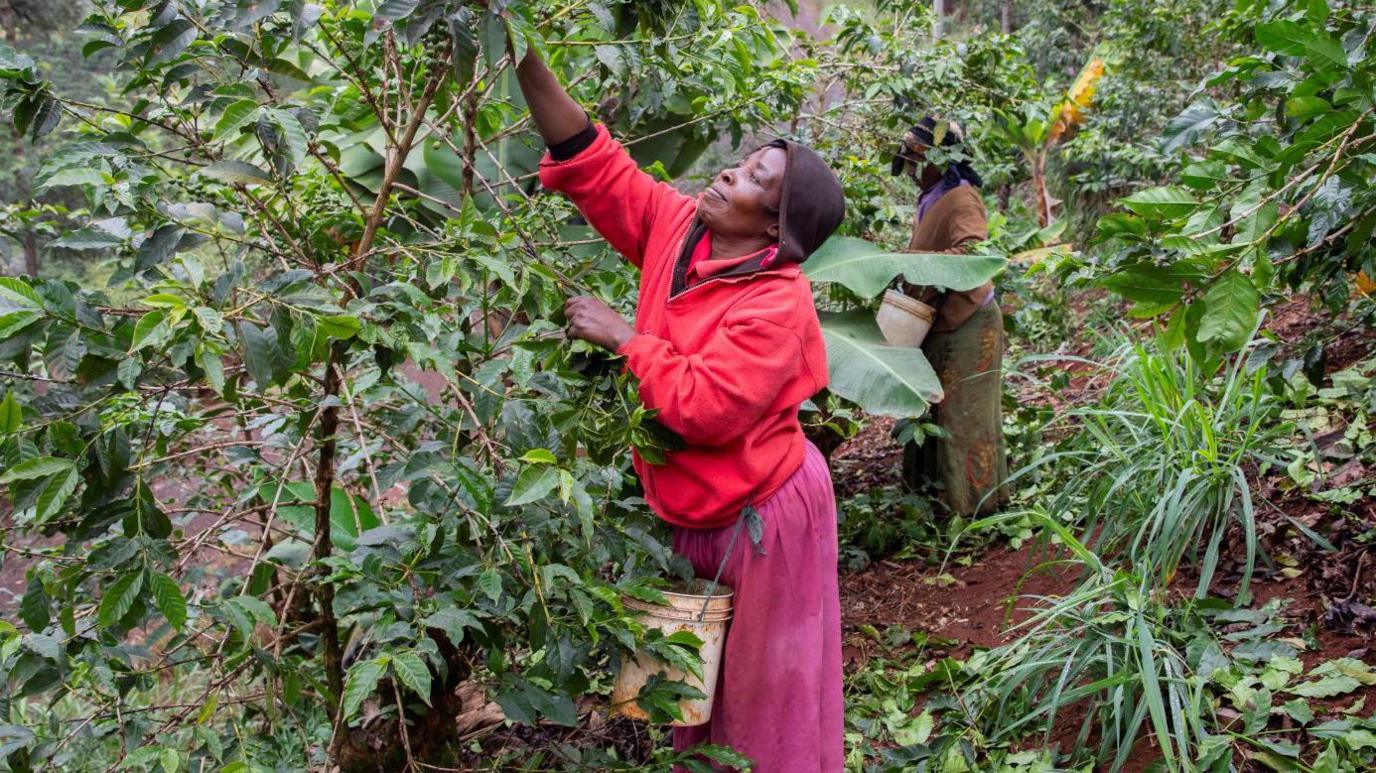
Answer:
993;55;1106;227
803;235;1007;417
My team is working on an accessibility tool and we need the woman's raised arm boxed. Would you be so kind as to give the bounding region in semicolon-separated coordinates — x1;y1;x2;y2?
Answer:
514;51;590;146
514;51;693;270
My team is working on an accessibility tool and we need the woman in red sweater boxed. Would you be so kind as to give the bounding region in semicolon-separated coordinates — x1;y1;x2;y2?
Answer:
514;52;845;771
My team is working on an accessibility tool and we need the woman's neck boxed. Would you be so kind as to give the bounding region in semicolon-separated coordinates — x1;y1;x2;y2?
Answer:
708;231;775;262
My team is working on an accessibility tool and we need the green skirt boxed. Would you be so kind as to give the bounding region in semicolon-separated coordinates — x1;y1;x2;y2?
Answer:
903;303;1008;517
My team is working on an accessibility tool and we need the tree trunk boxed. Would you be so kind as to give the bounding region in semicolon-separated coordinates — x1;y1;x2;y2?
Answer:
22;231;37;278
1031;152;1053;228
932;0;946;42
461;87;478;198
0;0;16;46
317;347;346;758
9;0;34;279
1001;0;1012;34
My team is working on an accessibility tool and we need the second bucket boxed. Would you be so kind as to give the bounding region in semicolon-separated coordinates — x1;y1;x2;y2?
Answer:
876;288;936;348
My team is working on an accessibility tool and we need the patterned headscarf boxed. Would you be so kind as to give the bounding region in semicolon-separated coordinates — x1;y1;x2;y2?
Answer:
890;116;983;189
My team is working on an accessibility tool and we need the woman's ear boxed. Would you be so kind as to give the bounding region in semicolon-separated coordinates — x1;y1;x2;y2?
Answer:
766;220;780;240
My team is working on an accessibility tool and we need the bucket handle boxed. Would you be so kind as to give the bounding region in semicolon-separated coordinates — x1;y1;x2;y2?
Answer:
697;517;743;622
697;493;764;622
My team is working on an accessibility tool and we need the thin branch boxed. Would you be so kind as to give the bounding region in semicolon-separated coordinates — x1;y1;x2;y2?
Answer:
349;50;451;272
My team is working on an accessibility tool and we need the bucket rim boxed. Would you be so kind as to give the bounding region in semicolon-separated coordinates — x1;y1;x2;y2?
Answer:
881;288;936;321
620;579;734;603
623;594;733;616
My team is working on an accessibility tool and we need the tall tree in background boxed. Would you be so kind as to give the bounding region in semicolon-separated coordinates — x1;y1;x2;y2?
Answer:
0;0;85;41
0;0;89;277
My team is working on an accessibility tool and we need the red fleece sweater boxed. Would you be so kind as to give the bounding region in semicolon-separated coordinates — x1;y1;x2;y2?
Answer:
540;125;829;529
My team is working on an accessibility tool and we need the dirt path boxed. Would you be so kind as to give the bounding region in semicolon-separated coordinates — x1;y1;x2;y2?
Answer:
840;542;1079;665
826;413;1080;664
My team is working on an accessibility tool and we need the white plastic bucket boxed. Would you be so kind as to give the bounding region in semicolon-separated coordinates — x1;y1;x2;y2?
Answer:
876;289;936;348
611;580;733;726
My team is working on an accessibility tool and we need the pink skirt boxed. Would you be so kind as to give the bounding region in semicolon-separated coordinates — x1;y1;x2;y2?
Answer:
671;442;843;772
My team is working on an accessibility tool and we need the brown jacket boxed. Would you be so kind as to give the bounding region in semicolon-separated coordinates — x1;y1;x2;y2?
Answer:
900;184;993;332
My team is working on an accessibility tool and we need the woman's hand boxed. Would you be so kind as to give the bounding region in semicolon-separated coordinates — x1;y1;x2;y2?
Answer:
565;296;634;352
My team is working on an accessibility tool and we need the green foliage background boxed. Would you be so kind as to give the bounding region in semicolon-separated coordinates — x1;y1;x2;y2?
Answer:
0;0;1373;771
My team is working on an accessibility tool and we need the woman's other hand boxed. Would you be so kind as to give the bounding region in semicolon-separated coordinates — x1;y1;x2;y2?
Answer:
565;296;634;352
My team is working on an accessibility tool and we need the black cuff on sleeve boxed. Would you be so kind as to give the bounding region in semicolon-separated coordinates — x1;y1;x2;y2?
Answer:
548;120;597;161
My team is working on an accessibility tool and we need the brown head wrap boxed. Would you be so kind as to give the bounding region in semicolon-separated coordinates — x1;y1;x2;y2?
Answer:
763;138;846;264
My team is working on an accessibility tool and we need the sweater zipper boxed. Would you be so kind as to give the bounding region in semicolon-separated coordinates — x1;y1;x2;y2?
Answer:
666;270;790;306
662;219;792;306
666;219;707;301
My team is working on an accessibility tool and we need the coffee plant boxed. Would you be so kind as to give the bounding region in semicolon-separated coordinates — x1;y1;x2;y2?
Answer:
0;1;840;769
1090;0;1376;367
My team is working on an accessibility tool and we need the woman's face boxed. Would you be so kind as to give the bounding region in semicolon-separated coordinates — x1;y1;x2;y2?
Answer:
902;143;930;179
697;146;785;242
